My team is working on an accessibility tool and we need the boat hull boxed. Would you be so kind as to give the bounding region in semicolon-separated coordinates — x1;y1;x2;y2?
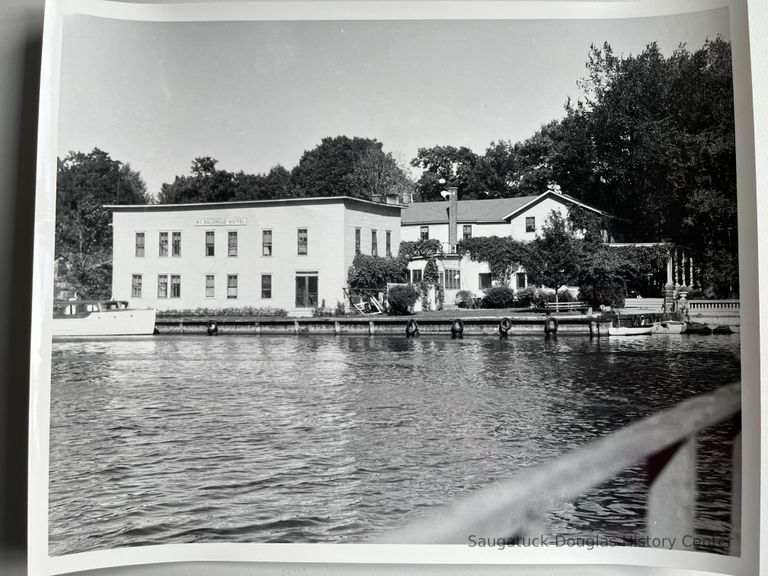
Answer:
608;325;655;336
53;308;157;337
651;321;687;334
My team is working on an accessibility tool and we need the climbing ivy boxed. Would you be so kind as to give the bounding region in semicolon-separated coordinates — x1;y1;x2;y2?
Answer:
457;236;529;283
398;239;443;263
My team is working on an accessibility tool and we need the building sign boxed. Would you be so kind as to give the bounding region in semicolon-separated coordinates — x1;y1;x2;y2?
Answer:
194;218;247;226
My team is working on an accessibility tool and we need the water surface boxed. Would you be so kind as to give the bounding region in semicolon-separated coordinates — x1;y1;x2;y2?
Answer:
49;334;740;555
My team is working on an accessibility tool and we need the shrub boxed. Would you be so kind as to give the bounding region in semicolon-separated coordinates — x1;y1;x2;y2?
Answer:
557;288;577;302
482;286;516;309
455;289;474;308
387;284;419;315
334;301;347;316
530;289;556;308
514;286;537;308
578;280;626;308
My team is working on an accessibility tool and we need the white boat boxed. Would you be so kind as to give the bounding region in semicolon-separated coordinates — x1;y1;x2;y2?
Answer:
53;300;157;337
608;324;656;336
651;320;688;334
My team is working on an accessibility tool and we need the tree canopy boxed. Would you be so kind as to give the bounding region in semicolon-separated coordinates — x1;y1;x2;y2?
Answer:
160;137;413;204
159;158;291;203
56;148;150;298
290;136;413;199
411;38;737;296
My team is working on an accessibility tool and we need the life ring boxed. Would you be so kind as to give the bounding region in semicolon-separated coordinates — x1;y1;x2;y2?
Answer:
207;320;218;336
451;318;464;339
405;319;419;338
544;316;558;335
499;317;512;338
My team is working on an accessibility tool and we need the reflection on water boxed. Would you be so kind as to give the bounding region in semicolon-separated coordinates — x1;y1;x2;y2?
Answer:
49;334;740;555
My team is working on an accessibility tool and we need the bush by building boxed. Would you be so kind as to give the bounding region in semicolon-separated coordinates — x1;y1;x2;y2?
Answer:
387;285;419;315
482;286;516;308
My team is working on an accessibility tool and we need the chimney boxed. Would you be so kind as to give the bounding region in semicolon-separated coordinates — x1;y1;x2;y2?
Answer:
447;186;458;253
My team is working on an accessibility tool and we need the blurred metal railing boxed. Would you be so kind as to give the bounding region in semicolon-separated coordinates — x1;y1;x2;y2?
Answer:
378;383;741;554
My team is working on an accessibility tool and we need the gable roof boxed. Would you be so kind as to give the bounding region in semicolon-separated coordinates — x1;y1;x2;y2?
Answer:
501;191;607;221
401;191;607;225
401;196;537;225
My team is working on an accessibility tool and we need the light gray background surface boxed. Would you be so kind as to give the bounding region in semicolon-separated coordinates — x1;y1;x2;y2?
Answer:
1;1;766;575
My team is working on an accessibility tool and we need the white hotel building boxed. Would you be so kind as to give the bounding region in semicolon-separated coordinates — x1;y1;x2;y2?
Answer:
400;189;608;301
109;197;402;315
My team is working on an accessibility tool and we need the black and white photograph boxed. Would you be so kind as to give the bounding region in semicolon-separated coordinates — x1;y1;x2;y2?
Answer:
29;0;758;573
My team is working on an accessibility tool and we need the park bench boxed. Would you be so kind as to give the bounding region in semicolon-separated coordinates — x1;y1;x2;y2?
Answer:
544;301;588;312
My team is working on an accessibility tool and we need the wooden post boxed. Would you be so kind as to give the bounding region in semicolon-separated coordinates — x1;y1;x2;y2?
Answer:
369;321;375;335
646;437;696;549
334;321;341;335
293;320;299;334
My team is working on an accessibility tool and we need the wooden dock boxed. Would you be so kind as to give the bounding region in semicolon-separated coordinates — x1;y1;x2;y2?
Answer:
154;313;613;336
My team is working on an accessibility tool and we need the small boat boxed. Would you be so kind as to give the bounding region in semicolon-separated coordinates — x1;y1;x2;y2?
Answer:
53;300;157;337
651;320;688;334
608;324;656;336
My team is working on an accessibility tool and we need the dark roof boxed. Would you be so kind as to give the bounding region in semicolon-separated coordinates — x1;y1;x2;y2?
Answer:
105;196;404;212
401;196;537;225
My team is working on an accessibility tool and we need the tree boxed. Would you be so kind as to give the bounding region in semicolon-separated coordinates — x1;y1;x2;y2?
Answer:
557;38;737;295
56;148;150;298
289;136;413;200
519;211;584;305
410;145;494;201
232;165;291;201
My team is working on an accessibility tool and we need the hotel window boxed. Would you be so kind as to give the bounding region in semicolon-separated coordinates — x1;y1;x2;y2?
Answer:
445;269;461;290
411;269;423;283
479;273;493;290
463;225;472;240
261;274;272;299
355;228;361;255
297;228;308;255
295;273;318;308
131;274;142;298
371;230;378;256
525;217;535;233
228;231;238;257
205;231;215;256
159;232;168;257
172;232;181;257
386;230;392;257
227;275;238;299
157;274;168;298
135;233;145;257
262;230;273;256
420;226;429;240
170;275;181;298
205;274;215;297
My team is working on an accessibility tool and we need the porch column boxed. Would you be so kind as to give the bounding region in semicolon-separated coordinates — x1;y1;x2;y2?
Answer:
666;249;674;286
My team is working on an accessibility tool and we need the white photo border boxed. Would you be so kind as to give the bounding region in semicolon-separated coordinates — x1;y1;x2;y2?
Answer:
29;1;760;575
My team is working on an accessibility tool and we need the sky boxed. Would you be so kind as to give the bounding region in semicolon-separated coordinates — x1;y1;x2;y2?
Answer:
58;7;730;197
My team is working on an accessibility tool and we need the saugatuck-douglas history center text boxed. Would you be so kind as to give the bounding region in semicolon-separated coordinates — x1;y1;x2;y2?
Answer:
466;534;736;551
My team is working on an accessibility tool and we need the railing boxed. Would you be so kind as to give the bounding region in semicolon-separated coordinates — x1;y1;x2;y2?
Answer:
688;299;740;311
378;383;741;553
544;301;588;312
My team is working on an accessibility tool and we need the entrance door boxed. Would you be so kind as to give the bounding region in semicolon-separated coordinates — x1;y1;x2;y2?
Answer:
295;273;318;308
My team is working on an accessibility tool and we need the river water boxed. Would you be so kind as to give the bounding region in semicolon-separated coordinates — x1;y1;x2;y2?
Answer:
48;333;740;556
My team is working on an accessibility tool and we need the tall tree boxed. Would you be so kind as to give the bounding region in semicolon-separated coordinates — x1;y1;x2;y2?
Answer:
289;136;413;200
56;148;150;298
